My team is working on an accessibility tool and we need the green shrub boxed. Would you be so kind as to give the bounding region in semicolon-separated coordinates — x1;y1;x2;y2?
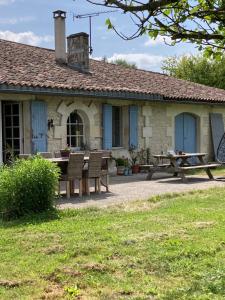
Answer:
0;156;60;218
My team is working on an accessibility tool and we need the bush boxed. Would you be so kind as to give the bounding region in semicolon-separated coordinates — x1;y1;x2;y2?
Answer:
0;156;60;218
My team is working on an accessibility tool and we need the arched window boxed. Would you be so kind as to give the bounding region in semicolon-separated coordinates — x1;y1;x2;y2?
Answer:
67;111;84;148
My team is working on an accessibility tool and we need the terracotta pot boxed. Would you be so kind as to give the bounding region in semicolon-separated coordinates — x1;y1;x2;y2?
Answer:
132;164;140;174
60;150;70;158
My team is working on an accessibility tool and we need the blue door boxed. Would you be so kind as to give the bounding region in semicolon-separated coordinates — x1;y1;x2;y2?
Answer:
175;113;197;153
31;101;47;153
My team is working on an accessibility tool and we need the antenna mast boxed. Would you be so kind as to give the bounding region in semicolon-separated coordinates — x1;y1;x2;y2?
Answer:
73;10;117;55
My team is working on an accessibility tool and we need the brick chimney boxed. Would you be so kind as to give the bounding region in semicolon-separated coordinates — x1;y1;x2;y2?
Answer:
53;10;66;64
67;33;89;72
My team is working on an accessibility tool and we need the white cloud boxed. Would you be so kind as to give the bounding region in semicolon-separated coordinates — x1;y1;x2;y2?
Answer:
0;0;15;5
144;35;172;47
106;53;164;71
0;30;53;46
0;16;35;25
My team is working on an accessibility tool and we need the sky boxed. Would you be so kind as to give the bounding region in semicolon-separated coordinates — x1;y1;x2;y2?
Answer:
0;0;199;72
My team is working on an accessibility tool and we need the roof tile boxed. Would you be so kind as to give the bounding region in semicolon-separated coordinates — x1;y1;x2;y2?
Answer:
0;39;225;102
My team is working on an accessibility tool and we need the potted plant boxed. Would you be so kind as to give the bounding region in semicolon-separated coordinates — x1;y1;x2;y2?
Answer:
129;145;140;174
116;158;126;175
60;145;71;158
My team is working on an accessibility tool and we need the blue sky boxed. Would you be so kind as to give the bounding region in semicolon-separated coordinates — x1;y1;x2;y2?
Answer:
0;0;198;72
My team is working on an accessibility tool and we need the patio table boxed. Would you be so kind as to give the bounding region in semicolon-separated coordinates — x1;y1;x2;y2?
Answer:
47;156;110;194
147;152;221;183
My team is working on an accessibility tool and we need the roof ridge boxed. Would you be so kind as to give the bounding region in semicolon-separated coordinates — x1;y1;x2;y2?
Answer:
90;57;169;77
0;38;55;52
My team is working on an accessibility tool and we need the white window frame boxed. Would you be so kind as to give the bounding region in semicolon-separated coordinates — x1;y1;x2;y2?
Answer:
2;102;23;161
67;111;85;148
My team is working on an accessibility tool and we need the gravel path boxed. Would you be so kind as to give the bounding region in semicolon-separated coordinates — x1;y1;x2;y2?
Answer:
57;173;225;209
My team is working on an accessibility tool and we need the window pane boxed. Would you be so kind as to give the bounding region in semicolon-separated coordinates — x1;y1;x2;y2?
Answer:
5;128;12;138
67;137;70;146
78;125;83;135
71;125;76;135
70;112;76;124
12;104;19;115
5;139;12;148
71;137;76;147
5;116;12;127
4;105;11;116
13;127;20;138
13;139;20;149
13;116;19;126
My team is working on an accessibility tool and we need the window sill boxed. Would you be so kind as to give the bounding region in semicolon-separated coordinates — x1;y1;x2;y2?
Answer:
112;147;124;150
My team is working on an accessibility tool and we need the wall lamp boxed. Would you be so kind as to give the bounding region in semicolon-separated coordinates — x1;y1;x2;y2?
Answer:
48;119;54;130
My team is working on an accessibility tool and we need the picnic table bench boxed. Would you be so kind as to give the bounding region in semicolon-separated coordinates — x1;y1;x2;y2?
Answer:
146;153;221;183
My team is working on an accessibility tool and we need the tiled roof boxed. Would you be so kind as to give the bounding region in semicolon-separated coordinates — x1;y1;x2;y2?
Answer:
1;38;225;103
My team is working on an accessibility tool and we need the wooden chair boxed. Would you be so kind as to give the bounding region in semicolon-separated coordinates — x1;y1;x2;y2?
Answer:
60;153;84;199
84;152;103;195
38;152;53;158
19;154;31;159
100;150;111;192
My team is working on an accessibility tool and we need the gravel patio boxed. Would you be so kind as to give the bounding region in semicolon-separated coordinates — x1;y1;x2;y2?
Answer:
57;173;225;209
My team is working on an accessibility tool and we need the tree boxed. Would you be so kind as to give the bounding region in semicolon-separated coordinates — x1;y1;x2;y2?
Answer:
86;0;225;57
162;55;225;89
102;57;137;68
112;59;137;69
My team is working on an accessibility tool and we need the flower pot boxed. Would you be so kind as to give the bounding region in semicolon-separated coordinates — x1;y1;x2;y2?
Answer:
117;166;125;175
124;167;129;176
128;168;133;175
60;149;70;158
132;164;140;174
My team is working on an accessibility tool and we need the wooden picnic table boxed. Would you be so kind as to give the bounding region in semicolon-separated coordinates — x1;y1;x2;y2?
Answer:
146;152;221;183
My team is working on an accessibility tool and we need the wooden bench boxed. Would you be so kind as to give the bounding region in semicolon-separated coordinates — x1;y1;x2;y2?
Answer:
139;164;153;172
177;163;221;182
178;163;221;171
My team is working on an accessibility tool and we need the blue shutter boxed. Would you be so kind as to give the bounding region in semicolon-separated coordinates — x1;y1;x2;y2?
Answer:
175;113;197;153
129;105;138;148
103;104;112;150
210;113;224;159
31;101;48;153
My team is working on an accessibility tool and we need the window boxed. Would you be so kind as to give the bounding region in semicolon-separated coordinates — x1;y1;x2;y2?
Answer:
112;106;122;147
67;111;84;148
3;102;21;161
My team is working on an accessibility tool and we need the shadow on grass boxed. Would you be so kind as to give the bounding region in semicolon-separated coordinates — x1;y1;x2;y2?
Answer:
0;205;102;228
0;208;60;228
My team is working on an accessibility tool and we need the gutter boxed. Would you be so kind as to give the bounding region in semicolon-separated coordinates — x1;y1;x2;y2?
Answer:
0;84;225;106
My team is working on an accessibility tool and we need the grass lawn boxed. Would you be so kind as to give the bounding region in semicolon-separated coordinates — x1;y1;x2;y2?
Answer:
1;188;225;299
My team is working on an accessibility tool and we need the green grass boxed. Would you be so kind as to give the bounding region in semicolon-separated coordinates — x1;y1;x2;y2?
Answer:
1;188;225;299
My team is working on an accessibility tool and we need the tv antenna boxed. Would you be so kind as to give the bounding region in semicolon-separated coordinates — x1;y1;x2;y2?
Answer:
73;10;117;55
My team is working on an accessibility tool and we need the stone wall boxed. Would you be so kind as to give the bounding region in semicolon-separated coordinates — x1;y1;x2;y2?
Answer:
1;92;225;162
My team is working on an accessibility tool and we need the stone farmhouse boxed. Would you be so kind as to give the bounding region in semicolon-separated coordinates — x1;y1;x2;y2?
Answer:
0;10;225;163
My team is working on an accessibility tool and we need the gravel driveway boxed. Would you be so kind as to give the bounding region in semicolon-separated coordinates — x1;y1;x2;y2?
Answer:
57;173;225;209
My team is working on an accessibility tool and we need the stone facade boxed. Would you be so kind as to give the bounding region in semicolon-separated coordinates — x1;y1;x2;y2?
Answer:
1;93;225;163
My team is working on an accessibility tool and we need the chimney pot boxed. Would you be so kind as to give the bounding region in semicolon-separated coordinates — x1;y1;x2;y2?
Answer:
67;32;90;73
53;10;66;64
